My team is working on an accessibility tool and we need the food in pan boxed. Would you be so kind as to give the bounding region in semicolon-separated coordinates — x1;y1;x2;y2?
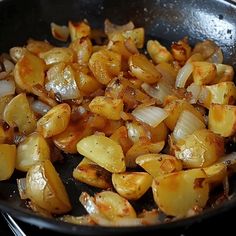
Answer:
0;19;235;226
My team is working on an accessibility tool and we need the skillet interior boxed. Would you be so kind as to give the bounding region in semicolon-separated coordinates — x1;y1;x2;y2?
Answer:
0;0;236;235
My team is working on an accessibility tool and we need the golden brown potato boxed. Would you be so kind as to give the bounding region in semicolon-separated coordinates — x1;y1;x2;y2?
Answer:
73;158;112;189
26;39;53;55
125;139;165;168
37;103;71;138
14;52;45;93
25;160;71;214
112;172;152;200
39;47;75;66
77;134;125;173
136;154;182;177
192;62;216;85
68;21;91;41
16;132;50;172
3;93;37;134
0;144;16;181
0;126;14;144
89;96;124;120
0;95;13;119
164;99;204;131
208;104;236;137
94;191;137;220
147;40;173;64
200;81;236;108
150;121;168;142
89;49;121;85
211;64;234;84
152;168;209;217
128;54;161;84
175;129;224;168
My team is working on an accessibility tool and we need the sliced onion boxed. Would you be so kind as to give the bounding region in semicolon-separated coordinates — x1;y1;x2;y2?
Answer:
207;48;223;64
51;22;69;42
31;100;51;115
3;59;14;73
0;79;15;98
17;178;27;200
175;62;193;88
132;106;168;128
173;110;205;142
0;71;8;80
59;215;95;225
186;83;202;104
104;19;134;35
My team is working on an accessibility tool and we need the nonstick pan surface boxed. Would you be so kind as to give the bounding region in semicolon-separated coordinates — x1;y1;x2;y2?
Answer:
0;0;236;235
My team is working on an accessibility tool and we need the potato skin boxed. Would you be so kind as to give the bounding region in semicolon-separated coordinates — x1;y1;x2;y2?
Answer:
25;160;71;214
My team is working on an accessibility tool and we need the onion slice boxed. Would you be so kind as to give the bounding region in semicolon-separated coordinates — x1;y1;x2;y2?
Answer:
173;110;205;142
51;22;69;42
175;62;193;88
31;100;51;115
186;83;202;104
17;178;27;200
132;106;168;128
0;79;15;98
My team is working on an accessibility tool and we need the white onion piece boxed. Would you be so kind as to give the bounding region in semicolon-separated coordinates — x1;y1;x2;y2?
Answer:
51;22;69;42
186;83;202;104
207;48;223;64
3;59;14;73
132;106;168;128
17;178;27;200
173;110;205;142
31;100;51;115
0;71;8;80
175;62;193;88
0;79;15;98
104;19;134;35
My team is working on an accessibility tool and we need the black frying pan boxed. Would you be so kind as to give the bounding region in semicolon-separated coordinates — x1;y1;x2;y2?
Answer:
0;0;236;235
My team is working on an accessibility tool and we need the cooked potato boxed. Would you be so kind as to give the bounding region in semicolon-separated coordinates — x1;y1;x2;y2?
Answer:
25;160;71;214
39;47;75;66
45;62;80;100
204;162;227;184
112;172;152;200
0;144;16;181
3;93;37;134
175;129;224;168
125;140;165;168
201;81;236;108
89;96;124;120
37;103;71;138
26;39;53;55
94;191;137;220
129;54;161;84
109;28;144;49
14;52;45;93
73;158;112;189
152;168;209;217
68;21;91;41
192;62;216;85
0;126;14;144
136;154;182;177
208;104;236;137
89;49;121;85
164;99;204;131
75;71;101;95
212;64;234;84
110;126;133;154
16;132;50;172
147;40;173;64
69;37;93;65
150;121;168;142
77;134;125;173
0;95;13;119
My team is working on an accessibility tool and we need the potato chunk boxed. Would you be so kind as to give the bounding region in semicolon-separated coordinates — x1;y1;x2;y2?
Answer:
3;93;37;134
128;54;161;84
89;96;124;120
14;52;45;93
25;160;71;214
77;134;125;173
112;172;152;200
0;144;16;181
16;132;50;172
175;129;224;168
152;169;209;217
208;104;236;137
136;154;182;177
37;103;71;138
73;158;112;189
89;49;121;85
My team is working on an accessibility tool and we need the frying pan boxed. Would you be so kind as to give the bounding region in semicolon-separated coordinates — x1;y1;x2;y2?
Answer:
0;0;236;235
